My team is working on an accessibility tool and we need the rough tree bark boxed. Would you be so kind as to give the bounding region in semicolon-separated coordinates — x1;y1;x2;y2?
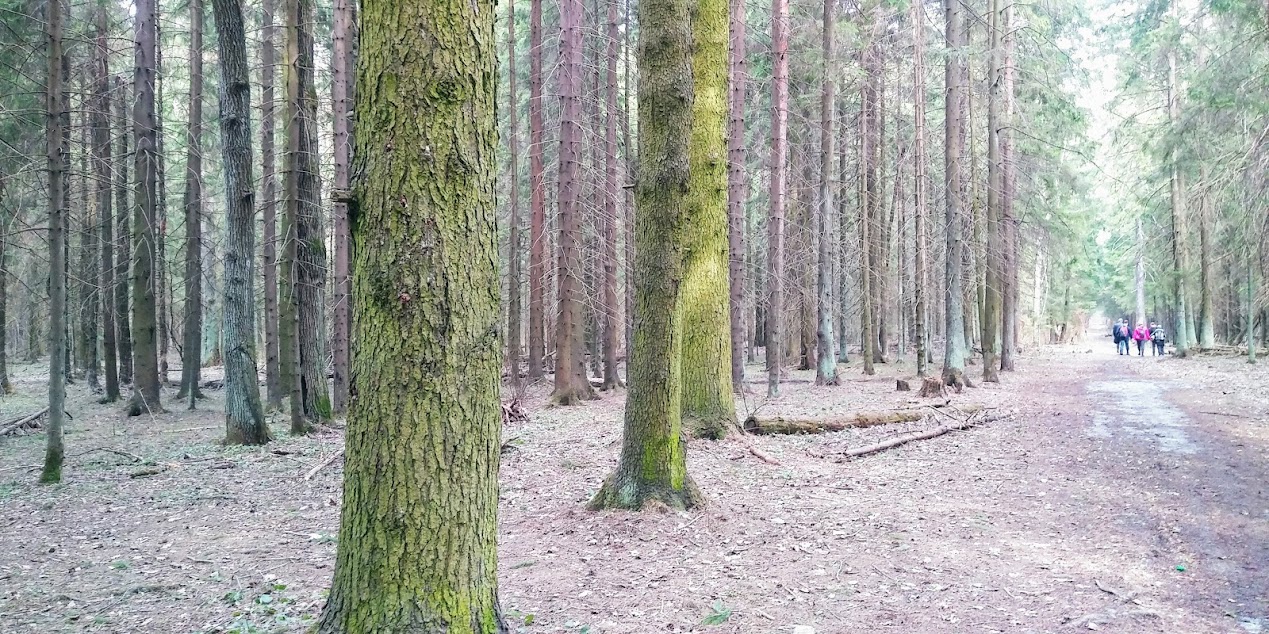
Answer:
814;0;838;386
94;2;119;402
981;0;1001;383
0;177;9;395
680;0;736;435
506;0;523;380
127;0;164;416
331;0;353;413
314;0;507;626
260;0;282;410
1167;49;1189;357
941;0;969;387
590;0;703;511
1197;166;1215;349
912;0;930;377
999;0;1017;372
766;0;788;398
42;0;67;482
551;0;598;405
859;7;879;377
727;0;747;391
601;0;620;390
211;0;269;444
178;0;205;403
285;0;331;427
527;0;546;380
112;76;132;386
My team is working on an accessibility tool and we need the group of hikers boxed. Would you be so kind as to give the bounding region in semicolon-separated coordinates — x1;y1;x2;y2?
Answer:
1112;318;1167;356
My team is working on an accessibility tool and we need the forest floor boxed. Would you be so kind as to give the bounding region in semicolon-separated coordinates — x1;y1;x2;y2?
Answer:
0;339;1266;634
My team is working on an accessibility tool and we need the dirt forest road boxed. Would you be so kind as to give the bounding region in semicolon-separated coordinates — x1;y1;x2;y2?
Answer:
0;343;1266;633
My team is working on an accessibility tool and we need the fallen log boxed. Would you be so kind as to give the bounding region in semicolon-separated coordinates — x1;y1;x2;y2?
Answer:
0;407;50;436
743;410;924;435
843;411;1006;459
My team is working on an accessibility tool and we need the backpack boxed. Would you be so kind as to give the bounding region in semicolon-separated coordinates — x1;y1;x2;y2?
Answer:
1152;328;1166;342
1114;324;1127;340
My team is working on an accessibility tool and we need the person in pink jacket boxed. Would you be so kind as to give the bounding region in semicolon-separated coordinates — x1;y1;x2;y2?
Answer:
1132;322;1150;356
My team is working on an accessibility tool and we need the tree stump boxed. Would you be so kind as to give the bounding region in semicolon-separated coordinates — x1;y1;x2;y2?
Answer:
918;376;946;398
896;378;911;391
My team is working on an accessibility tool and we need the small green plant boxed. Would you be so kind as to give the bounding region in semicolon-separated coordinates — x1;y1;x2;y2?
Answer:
222;590;244;605
701;600;732;626
110;559;130;570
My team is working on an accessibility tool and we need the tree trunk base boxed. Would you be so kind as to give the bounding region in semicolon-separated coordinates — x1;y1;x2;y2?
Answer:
588;471;705;512
550;383;599;406
124;392;164;417
686;414;743;440
941;367;972;393
918;376;945;397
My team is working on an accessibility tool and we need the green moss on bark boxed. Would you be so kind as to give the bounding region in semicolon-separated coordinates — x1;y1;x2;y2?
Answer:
315;0;506;630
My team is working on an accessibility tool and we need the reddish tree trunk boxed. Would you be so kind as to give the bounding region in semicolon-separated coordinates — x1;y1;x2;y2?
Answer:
527;0;547;379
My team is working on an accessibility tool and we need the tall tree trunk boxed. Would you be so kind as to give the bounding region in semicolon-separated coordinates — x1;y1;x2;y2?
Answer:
95;3;119;401
623;0;635;374
727;0;747;390
981;0;1001;383
601;0;620;390
314;0;507;625
179;0;205;404
1167;49;1189;357
680;0;735;435
912;0;930;377
1135;216;1147;324
999;0;1017;371
42;0;67;482
814;0;838;386
331;0;353;413
260;0;282;410
0;177;9;395
941;0;968;386
127;0;164;416
551;0;597;405
212;0;269;444
590;0;703;511
79;82;100;391
285;0;331;427
156;28;170;387
506;0;523;381
1197;166;1215;349
766;0;788;398
859;8;879;376
114;75;132;386
527;0;546;379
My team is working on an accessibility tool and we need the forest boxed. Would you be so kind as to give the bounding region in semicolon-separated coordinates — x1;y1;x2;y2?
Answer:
0;0;1265;628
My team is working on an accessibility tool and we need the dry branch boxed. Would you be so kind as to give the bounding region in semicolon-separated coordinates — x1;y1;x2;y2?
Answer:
843;411;1007;458
0;407;49;436
304;449;345;480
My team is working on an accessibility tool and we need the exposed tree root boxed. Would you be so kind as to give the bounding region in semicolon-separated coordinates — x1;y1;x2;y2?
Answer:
588;471;705;512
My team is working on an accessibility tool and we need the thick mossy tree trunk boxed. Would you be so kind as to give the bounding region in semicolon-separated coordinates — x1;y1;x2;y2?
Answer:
178;0;206;403
590;0;704;512
315;0;506;627
680;0;736;438
127;0;164;416
212;0;269;445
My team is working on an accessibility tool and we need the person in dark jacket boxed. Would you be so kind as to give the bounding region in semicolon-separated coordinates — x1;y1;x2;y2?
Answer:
1150;322;1167;356
1112;319;1130;355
